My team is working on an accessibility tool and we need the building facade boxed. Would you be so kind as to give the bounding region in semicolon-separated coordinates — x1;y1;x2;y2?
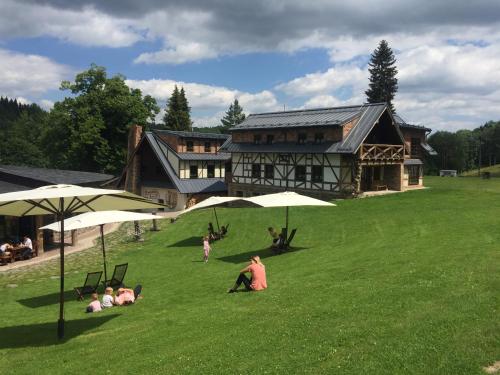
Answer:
119;127;230;210
221;103;435;199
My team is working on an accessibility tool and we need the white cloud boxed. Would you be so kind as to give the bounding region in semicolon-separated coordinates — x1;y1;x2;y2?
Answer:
0;0;144;48
39;99;55;111
135;42;218;65
0;48;71;98
126;78;280;126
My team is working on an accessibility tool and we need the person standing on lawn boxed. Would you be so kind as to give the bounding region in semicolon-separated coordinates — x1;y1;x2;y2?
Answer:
203;235;211;263
228;255;267;293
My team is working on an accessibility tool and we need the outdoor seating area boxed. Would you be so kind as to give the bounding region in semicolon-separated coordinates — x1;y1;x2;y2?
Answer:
0;241;38;265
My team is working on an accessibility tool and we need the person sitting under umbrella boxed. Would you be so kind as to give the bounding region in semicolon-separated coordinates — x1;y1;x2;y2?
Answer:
228;256;267;293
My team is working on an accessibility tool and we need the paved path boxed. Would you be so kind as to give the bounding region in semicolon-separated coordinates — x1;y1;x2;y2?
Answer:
0;210;181;272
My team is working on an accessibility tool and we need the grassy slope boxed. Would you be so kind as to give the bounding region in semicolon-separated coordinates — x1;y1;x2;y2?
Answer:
461;164;500;177
0;177;498;374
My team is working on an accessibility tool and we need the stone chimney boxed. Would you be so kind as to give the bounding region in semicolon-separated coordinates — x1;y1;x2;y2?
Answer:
124;124;143;194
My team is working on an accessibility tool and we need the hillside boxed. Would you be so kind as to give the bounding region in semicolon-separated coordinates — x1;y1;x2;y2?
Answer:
461;164;500;177
0;176;498;374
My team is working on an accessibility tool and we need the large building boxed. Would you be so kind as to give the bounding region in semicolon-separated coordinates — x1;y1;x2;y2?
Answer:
118;126;231;210
220;103;435;199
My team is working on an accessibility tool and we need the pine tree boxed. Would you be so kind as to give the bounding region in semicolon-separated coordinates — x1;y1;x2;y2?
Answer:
221;99;246;131
164;86;192;131
365;40;398;112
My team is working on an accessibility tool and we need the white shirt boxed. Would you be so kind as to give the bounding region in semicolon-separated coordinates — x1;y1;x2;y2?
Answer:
23;238;33;250
0;244;6;253
102;294;114;308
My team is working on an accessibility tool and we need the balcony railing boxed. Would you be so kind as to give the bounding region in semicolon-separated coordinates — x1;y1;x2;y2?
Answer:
360;144;404;161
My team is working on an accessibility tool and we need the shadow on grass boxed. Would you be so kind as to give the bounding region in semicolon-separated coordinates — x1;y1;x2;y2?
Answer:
168;236;202;248
217;246;309;264
0;314;120;348
18;290;80;308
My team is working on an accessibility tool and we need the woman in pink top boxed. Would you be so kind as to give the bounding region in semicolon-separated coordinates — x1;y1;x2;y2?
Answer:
203;235;211;263
228;255;267;293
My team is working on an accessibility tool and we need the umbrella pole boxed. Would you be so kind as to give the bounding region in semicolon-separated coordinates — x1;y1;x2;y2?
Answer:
285;206;289;242
57;198;65;339
213;207;220;232
100;224;108;283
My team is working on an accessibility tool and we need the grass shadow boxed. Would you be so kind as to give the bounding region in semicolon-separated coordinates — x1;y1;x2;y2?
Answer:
0;314;121;348
217;246;309;264
168;236;202;248
18;290;81;308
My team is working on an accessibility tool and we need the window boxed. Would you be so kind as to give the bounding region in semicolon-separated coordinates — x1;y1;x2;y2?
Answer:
311;166;323;183
314;133;324;144
252;164;261;178
408;165;420;185
298;133;307;144
266;134;274;144
225;161;232;173
207;164;215;178
204;142;211;152
189;165;198;179
253;134;262;144
186;140;194;152
264;164;274;179
295;165;306;181
410;138;420;158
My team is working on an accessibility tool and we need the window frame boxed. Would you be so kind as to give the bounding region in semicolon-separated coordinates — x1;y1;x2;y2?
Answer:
186;140;194;152
189;165;198;179
295;165;306;181
204;142;211;152
253;134;262;144
297;133;307;145
251;164;261;178
266;134;274;144
314;133;324;144
311;165;323;183
207;164;215;178
264;164;274;179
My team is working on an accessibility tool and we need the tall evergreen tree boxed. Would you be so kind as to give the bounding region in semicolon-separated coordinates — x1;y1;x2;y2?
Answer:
164;86;192;131
221;99;246;131
365;40;398;112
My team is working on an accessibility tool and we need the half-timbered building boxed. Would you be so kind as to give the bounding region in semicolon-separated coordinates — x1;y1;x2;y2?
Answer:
118;126;230;210
220;103;435;199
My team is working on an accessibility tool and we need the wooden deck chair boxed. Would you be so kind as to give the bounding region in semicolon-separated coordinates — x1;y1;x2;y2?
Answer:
74;271;103;301
286;229;297;248
103;263;128;289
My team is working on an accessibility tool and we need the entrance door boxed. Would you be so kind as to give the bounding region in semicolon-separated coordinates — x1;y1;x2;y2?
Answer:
361;166;373;191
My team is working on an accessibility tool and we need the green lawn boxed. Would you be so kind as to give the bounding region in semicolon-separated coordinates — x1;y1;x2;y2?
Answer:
0;177;499;374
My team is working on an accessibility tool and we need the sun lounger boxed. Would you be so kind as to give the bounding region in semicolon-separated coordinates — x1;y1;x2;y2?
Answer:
103;263;128;289
74;271;103;300
286;229;297;248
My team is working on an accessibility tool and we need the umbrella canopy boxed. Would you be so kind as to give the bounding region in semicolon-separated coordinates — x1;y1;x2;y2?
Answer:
243;191;336;240
41;210;166;287
181;196;248;232
40;210;164;232
0;184;163;339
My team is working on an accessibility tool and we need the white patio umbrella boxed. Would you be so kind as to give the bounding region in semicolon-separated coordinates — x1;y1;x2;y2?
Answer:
180;196;246;232
243;191;336;238
41;210;166;284
0;184;163;339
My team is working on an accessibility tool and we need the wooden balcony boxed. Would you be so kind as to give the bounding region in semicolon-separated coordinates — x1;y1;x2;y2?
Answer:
360;144;405;162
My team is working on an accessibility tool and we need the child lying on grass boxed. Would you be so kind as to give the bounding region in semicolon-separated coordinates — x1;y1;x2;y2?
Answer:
114;285;143;306
86;293;102;313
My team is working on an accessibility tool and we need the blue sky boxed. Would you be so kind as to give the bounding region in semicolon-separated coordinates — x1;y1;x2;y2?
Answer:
1;1;500;131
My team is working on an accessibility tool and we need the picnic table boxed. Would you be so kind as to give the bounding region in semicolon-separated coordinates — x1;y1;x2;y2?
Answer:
0;245;35;265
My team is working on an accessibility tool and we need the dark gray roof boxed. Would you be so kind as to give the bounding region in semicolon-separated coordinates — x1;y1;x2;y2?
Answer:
394;113;431;132
144;133;227;194
177;152;231;161
153;129;229;140
222;103;395;154
404;159;423;165
0;165;114;185
0;181;31;193
232;105;362;130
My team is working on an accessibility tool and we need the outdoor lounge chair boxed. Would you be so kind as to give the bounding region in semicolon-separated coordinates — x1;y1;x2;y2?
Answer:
286;229;297;248
277;228;297;251
103;263;128;289
74;271;103;300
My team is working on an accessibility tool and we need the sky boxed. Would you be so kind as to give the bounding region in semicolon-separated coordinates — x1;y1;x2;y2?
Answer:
0;0;499;132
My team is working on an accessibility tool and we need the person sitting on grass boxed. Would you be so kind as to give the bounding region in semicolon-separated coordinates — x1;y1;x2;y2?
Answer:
268;227;281;248
114;285;143;306
86;293;102;313
228;255;267;293
102;287;114;308
208;222;219;241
